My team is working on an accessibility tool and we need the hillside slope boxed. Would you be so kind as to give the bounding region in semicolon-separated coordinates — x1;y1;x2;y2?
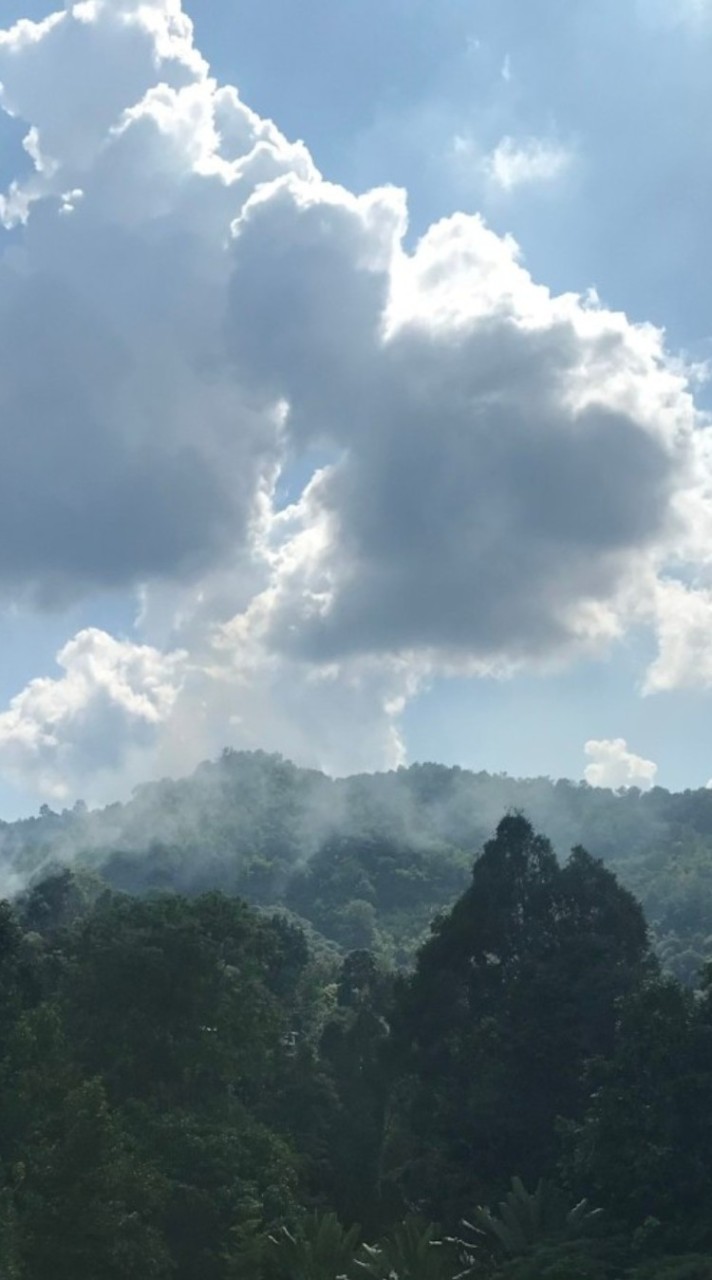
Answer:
4;750;712;977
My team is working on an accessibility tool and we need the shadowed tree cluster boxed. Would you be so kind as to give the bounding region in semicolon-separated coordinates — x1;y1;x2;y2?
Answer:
0;813;711;1278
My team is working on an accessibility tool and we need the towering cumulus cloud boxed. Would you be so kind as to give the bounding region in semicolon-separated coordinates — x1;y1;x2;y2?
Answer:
0;0;708;800
584;738;658;791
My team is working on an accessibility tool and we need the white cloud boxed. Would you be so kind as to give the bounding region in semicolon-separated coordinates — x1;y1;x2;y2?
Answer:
644;578;712;692
0;0;710;800
0;0;310;605
227;193;700;671
0;629;186;799
0;617;415;800
484;135;572;191
584;737;658;790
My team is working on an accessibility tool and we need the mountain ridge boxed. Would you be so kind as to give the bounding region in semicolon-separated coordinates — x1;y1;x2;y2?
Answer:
4;749;712;979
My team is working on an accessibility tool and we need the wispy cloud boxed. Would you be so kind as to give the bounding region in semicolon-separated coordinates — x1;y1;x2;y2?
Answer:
484;135;573;191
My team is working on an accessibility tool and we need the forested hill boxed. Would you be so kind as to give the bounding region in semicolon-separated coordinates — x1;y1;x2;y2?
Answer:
3;812;712;1279
4;749;712;978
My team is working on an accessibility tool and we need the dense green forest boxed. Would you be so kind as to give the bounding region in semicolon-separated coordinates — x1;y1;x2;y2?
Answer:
4;749;712;980
3;812;712;1278
2;752;712;1276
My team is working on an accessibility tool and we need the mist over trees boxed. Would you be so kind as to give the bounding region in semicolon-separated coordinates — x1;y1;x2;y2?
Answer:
2;806;712;1277
3;749;712;979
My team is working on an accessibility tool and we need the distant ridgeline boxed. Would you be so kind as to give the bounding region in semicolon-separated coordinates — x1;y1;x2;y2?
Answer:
3;749;712;980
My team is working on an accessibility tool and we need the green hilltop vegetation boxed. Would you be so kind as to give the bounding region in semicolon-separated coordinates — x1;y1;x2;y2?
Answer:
4;749;712;981
3;805;712;1277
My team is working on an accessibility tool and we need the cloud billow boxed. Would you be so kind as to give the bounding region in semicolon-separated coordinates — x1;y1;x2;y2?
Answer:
0;627;186;800
229;190;694;668
0;1;297;603
584;738;658;791
0;0;708;798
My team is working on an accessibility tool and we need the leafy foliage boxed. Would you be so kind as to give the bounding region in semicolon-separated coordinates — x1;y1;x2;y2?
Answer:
1;794;712;1277
386;817;654;1220
269;1211;362;1280
463;1177;603;1258
358;1217;458;1280
9;748;712;976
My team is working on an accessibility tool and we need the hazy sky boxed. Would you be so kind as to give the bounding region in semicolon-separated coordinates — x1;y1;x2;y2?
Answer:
0;0;712;814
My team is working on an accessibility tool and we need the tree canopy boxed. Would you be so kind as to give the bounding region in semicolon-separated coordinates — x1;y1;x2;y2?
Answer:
0;792;712;1276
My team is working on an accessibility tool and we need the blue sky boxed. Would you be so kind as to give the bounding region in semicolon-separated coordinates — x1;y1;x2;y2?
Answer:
189;0;712;790
190;0;712;346
0;0;711;814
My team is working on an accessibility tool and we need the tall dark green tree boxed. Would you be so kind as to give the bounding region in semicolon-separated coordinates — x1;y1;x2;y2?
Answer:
565;974;712;1249
319;951;394;1231
387;816;655;1222
0;1004;170;1280
60;892;293;1107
